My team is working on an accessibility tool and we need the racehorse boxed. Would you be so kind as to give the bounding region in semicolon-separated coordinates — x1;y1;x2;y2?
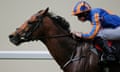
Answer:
9;8;120;72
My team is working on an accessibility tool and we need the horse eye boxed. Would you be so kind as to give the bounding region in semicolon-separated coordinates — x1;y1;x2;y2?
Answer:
28;21;33;24
36;16;39;19
36;16;43;20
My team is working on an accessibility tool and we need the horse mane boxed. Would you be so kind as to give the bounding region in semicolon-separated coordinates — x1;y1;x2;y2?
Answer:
45;12;71;32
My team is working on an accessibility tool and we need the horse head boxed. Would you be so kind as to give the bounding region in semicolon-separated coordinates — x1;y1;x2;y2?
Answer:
9;8;53;45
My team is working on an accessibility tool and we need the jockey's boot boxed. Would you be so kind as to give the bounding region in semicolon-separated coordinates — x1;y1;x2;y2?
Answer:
94;37;116;62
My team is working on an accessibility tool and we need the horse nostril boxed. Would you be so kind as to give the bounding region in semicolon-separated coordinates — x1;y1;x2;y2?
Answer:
9;35;14;39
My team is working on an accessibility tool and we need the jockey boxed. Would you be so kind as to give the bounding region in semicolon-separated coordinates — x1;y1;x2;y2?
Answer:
72;0;120;62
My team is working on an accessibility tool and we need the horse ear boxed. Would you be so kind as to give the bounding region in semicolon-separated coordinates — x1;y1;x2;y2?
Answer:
42;7;49;15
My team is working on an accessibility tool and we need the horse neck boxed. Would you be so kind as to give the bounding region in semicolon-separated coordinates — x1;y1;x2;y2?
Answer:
45;34;76;68
41;17;76;68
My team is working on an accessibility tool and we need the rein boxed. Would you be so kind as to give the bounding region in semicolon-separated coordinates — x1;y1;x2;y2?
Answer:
39;34;71;39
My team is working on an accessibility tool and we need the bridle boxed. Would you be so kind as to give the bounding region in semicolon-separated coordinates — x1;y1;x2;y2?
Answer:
15;14;71;42
23;16;44;40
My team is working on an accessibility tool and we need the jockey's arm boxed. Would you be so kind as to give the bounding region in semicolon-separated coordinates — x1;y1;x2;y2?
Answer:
82;13;101;39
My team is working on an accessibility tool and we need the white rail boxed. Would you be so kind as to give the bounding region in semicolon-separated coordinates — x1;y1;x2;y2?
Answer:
0;51;52;59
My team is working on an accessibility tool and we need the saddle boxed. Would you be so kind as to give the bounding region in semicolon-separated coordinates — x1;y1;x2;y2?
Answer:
71;34;120;63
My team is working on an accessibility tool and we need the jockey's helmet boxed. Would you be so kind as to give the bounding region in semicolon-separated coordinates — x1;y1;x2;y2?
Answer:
72;1;91;16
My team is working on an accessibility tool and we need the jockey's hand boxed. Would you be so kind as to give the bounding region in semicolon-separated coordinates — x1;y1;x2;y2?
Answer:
74;32;82;38
72;31;82;38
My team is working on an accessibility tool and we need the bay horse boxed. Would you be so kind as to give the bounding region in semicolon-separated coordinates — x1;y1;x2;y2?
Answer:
9;8;120;72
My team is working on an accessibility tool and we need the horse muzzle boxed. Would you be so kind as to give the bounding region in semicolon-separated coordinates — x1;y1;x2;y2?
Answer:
9;34;22;45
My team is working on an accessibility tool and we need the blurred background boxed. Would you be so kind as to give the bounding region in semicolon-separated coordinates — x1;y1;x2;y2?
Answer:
0;0;120;72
